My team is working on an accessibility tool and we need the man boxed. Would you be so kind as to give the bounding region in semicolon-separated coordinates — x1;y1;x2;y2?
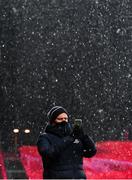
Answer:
37;106;97;179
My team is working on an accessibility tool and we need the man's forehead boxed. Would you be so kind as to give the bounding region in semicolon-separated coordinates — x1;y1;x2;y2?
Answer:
57;113;68;117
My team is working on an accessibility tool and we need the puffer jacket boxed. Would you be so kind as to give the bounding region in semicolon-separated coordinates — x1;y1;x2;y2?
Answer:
37;122;96;179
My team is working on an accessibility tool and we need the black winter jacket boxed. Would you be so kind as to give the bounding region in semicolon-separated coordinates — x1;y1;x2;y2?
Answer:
37;122;96;179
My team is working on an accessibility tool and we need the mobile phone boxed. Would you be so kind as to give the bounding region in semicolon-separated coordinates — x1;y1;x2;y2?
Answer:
74;119;82;128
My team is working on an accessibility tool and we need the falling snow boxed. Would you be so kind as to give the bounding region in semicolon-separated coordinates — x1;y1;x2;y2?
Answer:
0;0;132;151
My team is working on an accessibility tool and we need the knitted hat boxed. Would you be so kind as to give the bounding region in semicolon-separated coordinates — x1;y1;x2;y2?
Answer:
47;106;68;123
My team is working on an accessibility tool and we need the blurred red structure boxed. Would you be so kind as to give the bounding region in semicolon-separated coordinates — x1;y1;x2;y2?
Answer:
19;141;132;179
84;141;132;179
18;146;43;179
0;152;7;179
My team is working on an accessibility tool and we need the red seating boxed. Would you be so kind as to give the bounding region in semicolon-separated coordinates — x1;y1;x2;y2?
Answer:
84;141;132;179
19;146;43;179
0;152;7;179
19;141;132;179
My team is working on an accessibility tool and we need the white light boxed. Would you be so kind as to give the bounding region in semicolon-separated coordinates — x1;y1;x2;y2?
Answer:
24;129;30;134
13;129;19;133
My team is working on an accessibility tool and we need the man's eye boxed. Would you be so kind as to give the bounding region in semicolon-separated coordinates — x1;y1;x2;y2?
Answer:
57;118;68;120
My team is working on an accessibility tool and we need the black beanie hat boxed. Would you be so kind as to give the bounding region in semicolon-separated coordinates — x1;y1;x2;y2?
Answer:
47;106;68;123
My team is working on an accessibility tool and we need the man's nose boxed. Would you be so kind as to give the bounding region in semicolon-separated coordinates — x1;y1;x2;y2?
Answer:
62;118;68;122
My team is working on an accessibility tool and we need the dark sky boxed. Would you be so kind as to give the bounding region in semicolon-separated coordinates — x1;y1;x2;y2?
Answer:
0;0;132;149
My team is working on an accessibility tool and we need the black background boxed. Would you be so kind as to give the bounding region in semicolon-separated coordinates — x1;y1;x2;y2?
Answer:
0;0;132;150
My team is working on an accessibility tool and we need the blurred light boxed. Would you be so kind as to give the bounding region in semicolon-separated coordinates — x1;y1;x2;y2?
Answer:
13;128;19;133
24;129;30;134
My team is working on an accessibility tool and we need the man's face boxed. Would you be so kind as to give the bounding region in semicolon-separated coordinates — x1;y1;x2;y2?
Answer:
54;113;68;124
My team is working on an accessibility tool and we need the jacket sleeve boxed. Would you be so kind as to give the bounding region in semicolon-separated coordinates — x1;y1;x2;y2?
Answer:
37;134;74;159
82;135;97;158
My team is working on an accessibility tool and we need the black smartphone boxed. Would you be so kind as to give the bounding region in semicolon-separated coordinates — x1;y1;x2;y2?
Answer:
74;119;82;128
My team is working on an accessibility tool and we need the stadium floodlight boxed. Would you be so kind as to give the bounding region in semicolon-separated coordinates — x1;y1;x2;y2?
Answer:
13;128;19;133
24;129;30;134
